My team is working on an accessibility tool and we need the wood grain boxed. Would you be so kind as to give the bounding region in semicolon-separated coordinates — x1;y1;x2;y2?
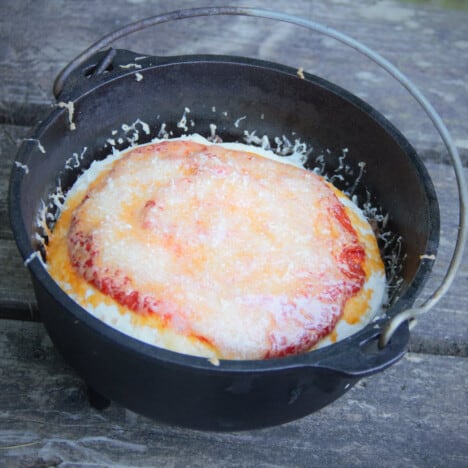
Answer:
1;0;467;155
0;320;466;467
0;125;29;240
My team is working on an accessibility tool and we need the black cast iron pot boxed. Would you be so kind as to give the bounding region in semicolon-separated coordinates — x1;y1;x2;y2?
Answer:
8;9;443;430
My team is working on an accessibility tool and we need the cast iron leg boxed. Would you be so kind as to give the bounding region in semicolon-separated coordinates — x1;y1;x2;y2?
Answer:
87;386;111;410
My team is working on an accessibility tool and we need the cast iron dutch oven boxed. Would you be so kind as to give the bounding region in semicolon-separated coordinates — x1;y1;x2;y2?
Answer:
8;8;466;430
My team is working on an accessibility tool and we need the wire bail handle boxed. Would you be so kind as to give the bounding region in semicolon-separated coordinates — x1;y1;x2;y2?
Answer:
53;7;467;347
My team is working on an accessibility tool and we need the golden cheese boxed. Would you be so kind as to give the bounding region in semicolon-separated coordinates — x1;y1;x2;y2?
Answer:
46;137;386;360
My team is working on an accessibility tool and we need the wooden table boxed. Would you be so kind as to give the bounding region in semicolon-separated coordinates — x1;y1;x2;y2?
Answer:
1;1;467;466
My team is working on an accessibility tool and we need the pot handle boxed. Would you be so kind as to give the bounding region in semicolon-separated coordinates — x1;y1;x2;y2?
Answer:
52;7;467;349
315;321;410;378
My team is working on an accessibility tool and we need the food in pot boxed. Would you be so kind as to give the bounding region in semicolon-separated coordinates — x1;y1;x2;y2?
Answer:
45;136;386;360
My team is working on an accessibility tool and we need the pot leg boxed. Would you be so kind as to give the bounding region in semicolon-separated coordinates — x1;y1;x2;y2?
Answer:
87;385;111;410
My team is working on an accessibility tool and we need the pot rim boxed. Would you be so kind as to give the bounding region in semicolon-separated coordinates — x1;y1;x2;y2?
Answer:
9;55;440;374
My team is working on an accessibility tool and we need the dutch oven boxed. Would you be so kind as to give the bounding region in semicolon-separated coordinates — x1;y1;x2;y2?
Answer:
8;8;467;430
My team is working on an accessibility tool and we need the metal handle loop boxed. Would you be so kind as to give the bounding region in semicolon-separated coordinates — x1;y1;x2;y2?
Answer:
53;6;467;347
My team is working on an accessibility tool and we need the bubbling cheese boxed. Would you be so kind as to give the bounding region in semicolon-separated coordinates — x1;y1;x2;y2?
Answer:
46;136;386;360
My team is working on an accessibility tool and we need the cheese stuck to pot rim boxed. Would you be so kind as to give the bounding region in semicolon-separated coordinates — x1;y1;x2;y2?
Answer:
45;135;386;360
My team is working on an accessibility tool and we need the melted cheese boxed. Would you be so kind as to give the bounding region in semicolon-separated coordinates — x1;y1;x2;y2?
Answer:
46;136;386;360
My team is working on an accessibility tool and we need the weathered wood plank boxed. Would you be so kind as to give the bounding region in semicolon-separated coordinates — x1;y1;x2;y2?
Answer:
1;0;467;154
0;125;30;240
0;239;37;320
0;320;466;467
410;159;468;356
